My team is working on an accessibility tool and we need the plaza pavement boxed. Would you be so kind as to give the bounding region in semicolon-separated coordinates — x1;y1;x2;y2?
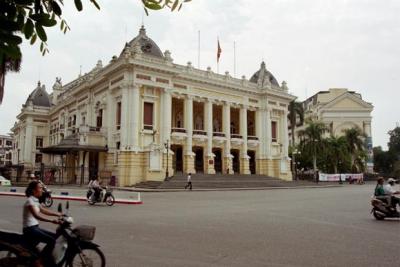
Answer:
0;183;399;267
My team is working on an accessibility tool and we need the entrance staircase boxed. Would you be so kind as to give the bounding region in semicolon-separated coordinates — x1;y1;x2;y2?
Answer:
134;173;316;189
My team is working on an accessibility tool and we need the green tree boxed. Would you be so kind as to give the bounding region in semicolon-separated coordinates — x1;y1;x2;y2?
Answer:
325;135;348;174
343;127;366;172
0;0;191;104
288;100;304;179
388;127;400;154
298;120;327;181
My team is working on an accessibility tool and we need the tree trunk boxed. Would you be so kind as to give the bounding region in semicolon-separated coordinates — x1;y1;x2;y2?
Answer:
313;154;317;183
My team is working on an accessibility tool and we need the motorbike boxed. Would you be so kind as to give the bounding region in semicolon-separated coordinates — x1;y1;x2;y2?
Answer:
371;197;400;220
0;202;105;267
38;183;53;208
86;187;115;206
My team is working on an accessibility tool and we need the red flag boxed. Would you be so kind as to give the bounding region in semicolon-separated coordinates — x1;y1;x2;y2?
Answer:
217;39;222;62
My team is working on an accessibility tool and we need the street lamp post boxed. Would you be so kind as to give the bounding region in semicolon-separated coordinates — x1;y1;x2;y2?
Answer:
164;140;170;180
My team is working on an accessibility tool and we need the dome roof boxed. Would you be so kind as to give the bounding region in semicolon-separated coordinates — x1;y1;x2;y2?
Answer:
123;26;164;58
250;62;279;87
25;82;51;107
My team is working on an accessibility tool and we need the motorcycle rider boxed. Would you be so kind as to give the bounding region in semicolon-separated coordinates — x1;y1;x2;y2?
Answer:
384;178;400;209
23;180;62;267
89;176;102;202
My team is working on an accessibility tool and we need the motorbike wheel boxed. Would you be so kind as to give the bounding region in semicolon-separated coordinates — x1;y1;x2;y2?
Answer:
44;196;53;207
69;247;105;267
0;248;19;267
88;198;95;205
105;195;115;206
373;210;385;220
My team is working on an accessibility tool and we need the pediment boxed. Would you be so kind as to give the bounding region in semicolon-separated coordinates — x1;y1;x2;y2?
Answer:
322;93;373;110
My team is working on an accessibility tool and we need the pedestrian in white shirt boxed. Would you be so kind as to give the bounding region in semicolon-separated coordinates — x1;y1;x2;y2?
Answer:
185;173;192;190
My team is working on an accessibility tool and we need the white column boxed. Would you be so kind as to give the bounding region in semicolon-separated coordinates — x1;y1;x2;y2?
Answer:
162;88;172;143
132;84;140;150
24;117;34;164
205;99;213;156
240;106;248;156
364;121;372;137
282;110;289;157
185;96;193;155
256;109;263;157
120;86;129;149
265;108;272;158
223;102;231;155
106;91;113;148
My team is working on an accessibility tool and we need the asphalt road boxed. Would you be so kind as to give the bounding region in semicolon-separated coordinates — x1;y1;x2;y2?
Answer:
0;184;399;267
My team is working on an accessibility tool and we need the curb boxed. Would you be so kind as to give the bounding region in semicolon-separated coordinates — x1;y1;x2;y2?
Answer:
0;192;143;205
116;184;344;192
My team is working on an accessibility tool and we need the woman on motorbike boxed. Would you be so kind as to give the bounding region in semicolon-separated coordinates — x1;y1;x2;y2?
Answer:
23;180;62;266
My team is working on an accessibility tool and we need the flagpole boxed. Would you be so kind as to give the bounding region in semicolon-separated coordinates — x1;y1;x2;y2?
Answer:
217;36;220;74
198;30;200;69
233;41;236;78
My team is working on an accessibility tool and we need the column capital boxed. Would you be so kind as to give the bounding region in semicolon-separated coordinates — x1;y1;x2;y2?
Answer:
163;87;173;94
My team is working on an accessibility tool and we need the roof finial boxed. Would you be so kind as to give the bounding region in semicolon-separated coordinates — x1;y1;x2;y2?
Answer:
139;24;146;35
37;81;41;87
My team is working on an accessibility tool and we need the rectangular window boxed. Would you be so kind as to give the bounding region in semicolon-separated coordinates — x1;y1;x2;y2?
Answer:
73;115;76;126
35;153;43;163
143;102;154;130
0;140;2;146
96;109;103;128
116;102;121;130
271;121;277;142
36;137;43;148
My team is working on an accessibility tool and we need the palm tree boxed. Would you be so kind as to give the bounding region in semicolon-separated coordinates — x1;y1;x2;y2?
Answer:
288;101;304;179
325;135;348;174
298;120;327;182
344;128;366;172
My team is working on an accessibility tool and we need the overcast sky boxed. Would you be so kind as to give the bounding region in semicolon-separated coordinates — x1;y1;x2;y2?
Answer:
1;0;399;149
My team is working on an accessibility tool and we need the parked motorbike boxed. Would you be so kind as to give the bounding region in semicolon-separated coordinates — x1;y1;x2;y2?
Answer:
0;202;105;267
371;197;400;220
39;183;53;207
87;187;115;206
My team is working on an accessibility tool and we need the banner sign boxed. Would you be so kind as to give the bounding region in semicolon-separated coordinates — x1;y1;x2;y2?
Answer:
319;173;363;182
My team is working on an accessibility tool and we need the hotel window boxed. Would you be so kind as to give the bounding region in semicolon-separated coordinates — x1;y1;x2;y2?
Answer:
96;109;103;128
271;121;277;142
36;137;43;149
143;102;154;130
35;153;43;163
73;115;76;126
116;102;121;130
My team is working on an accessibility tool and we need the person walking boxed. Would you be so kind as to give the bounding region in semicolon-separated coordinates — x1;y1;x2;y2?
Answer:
185;173;192;190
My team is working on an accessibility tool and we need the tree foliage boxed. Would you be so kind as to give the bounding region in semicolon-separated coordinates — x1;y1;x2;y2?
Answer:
388;126;400;154
296;120;369;175
343;127;366;172
298;119;327;179
0;0;191;103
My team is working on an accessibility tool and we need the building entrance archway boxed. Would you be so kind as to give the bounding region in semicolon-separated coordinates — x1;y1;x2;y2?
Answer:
248;150;256;174
231;149;240;174
212;148;223;173
194;147;204;173
171;145;183;173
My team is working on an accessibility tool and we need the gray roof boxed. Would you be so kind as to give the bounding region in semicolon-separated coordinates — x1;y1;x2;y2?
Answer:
123;25;164;58
25;82;51;107
249;62;280;87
